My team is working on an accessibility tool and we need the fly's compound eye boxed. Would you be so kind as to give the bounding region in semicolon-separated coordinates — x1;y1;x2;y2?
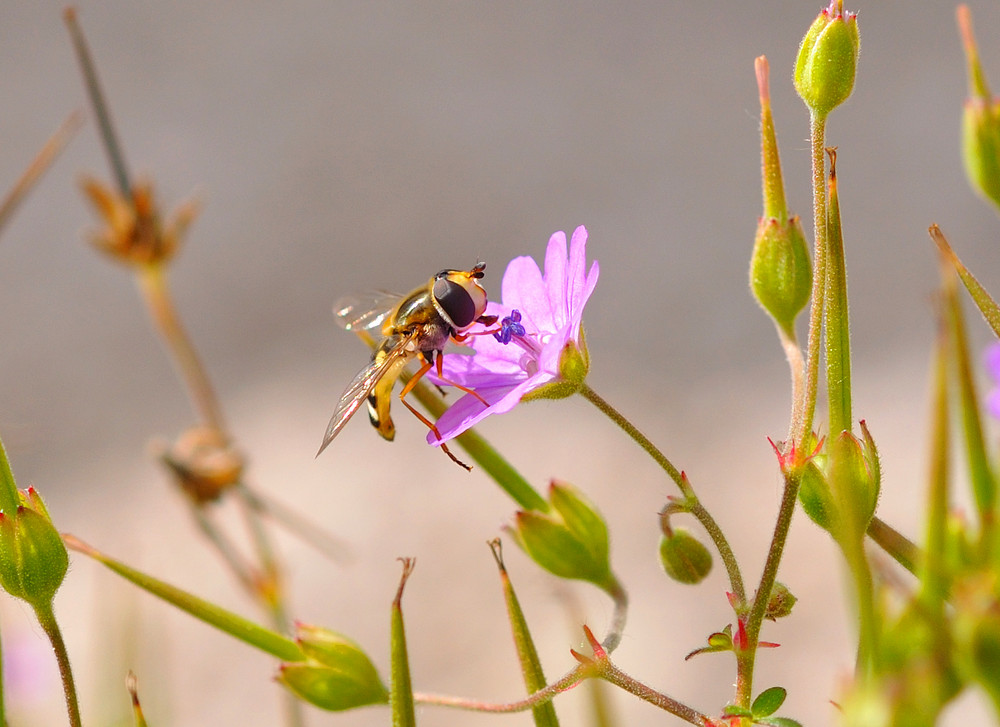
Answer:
433;277;477;329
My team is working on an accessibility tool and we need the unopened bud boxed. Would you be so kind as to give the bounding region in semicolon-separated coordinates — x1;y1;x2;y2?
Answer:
0;488;68;608
658;528;712;585
958;6;1000;212
510;480;613;591
765;581;798;620
277;624;388;712
794;1;860;119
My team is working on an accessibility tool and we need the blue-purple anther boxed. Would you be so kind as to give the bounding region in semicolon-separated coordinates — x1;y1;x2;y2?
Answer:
493;309;526;345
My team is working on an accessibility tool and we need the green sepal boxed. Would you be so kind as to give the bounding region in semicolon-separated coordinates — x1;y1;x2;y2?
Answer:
521;335;590;403
290;623;388;709
510;481;614;591
490;541;559;727
930;225;1000;340
684;624;734;661
390;560;416;727
798;458;834;533
962;99;1000;211
278;662;389;712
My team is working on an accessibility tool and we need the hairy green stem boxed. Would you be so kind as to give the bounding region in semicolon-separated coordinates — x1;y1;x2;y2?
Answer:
795;111;828;445
579;384;746;604
737;464;802;708
35;603;82;727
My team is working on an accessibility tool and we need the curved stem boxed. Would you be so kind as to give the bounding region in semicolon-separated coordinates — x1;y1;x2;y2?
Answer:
578;384;686;493
136;264;226;431
34;603;82;727
579;384;746;604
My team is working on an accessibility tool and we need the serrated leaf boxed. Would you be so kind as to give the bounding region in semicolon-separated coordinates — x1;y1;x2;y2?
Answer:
751;686;786;718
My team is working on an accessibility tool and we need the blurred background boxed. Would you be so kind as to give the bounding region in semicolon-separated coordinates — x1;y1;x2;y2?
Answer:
1;1;999;725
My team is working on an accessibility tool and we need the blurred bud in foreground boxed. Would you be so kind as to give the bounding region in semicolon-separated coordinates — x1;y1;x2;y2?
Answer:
509;480;615;592
794;0;860;119
957;6;1000;212
277;623;388;712
750;56;812;337
0;488;69;609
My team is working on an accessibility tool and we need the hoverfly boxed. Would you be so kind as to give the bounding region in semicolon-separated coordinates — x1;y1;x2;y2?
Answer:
317;263;497;469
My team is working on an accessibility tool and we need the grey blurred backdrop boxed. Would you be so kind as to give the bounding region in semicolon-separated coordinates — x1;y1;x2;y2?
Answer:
1;1;999;725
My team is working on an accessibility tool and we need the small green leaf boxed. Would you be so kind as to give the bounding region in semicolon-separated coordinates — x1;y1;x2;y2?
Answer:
759;717;804;727
684;625;734;661
751;686;787;718
721;704;753;718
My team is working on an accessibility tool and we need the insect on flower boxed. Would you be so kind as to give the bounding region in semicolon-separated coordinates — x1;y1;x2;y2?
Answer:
317;263;498;469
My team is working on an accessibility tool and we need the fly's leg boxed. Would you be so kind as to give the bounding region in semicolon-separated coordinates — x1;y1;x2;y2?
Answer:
398;358;472;470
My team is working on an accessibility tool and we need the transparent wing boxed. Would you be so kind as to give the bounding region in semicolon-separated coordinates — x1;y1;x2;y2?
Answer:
333;291;401;332
316;339;412;456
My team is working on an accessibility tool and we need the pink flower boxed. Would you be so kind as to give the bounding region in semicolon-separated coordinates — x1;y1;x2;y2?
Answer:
428;226;599;444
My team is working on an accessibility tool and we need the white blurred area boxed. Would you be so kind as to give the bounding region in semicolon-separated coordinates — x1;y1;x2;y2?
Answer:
1;2;1000;725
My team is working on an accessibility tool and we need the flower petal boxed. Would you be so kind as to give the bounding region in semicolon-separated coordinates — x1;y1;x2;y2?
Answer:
544;230;569;330
502;255;554;336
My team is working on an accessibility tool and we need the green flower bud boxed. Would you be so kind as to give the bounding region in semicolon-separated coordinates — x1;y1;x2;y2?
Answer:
794;1;860;119
764;581;798;621
0;488;69;608
658;528;712;585
751;55;812;335
296;624;387;687
828;429;880;538
958;7;1000;212
798;458;834;532
278;662;388;712
750;215;812;335
510;480;613;591
278;624;388;712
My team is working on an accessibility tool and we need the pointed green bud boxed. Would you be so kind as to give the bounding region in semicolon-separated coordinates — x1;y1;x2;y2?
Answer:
0;488;69;608
829;429;880;538
510;480;614;591
277;661;389;712
751;216;812;336
278;623;388;711
658;528;712;585
958;6;1000;212
751;56;812;336
764;581;798;621
794;1;860;119
296;623;388;690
